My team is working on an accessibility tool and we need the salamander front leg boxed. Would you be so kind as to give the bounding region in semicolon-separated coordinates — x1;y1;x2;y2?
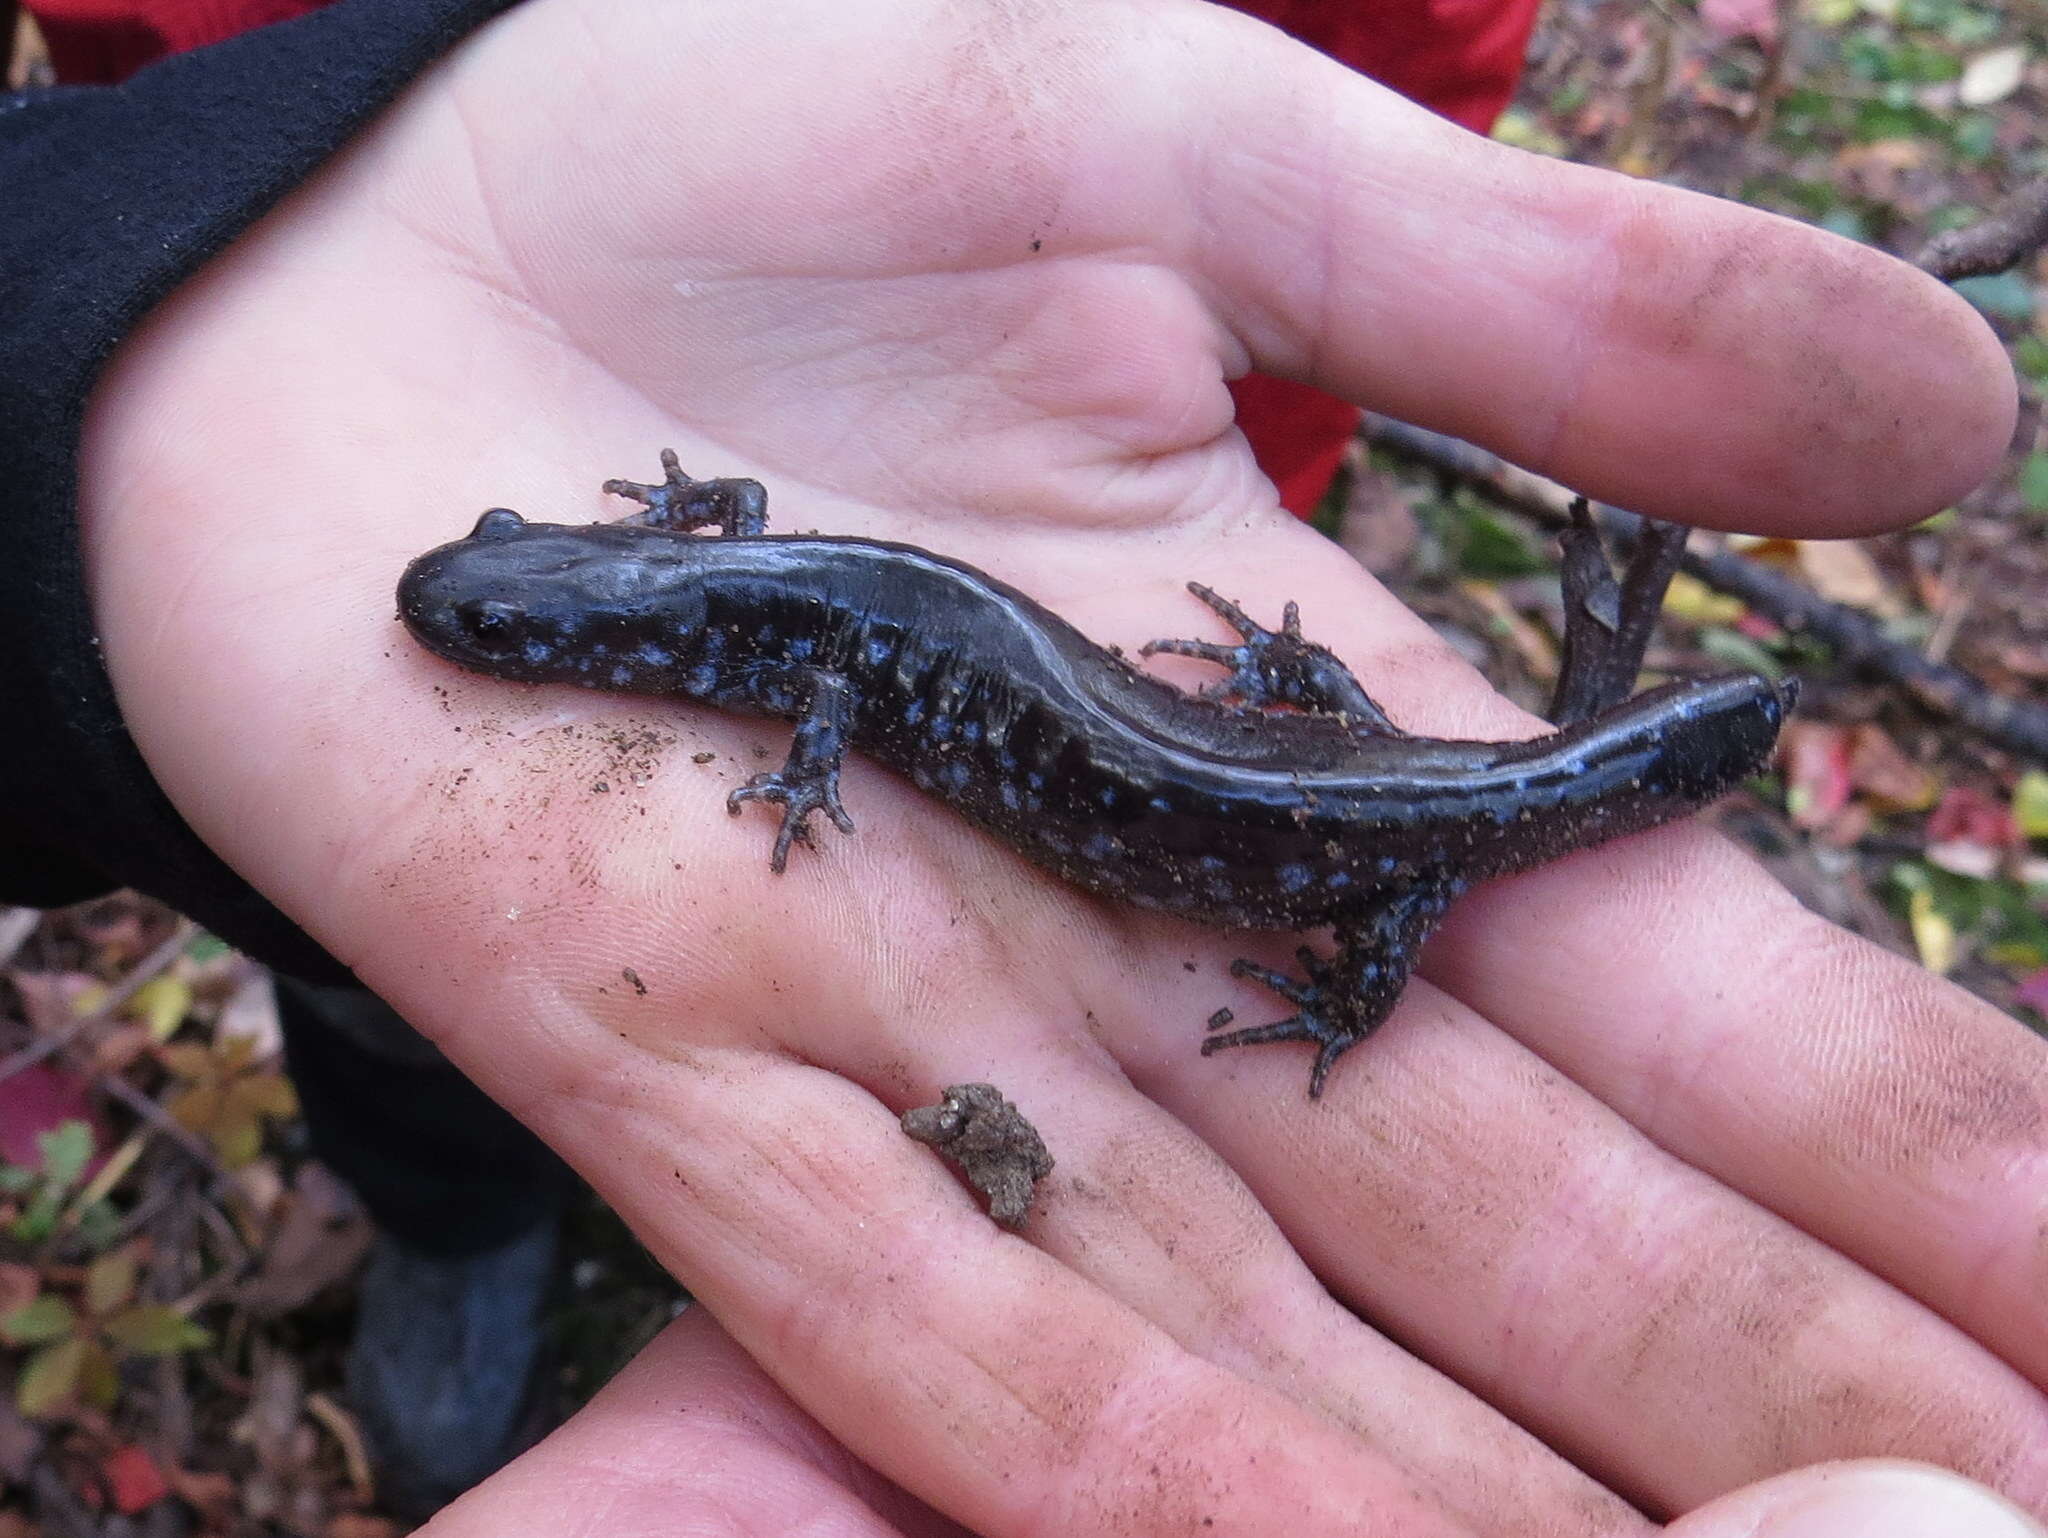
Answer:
1141;584;1404;734
603;448;769;536
728;669;859;872
1205;883;1460;1098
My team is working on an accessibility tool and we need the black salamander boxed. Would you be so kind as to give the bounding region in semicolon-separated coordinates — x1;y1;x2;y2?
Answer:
399;452;1792;1096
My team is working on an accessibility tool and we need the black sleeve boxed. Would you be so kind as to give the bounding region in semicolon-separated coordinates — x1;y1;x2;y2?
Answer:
0;0;518;983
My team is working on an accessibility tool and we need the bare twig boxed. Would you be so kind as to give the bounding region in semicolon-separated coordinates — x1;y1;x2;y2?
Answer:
1366;418;2048;766
1915;176;2048;280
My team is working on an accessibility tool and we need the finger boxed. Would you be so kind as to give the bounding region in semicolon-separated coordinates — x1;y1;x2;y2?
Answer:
1181;9;2014;536
411;1035;1485;1538
428;1307;960;1538
1048;526;2048;1509
1136;962;2048;1518
1666;1462;2047;1538
1424;825;2048;1390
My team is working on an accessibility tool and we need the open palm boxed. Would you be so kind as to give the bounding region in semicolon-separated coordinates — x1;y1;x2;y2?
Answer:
74;2;2044;1534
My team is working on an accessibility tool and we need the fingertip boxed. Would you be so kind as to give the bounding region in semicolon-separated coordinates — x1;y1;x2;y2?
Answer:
1551;186;2018;537
1669;1461;2046;1538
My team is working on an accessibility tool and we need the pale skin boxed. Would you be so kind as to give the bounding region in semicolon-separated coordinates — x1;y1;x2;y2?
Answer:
68;1;2048;1534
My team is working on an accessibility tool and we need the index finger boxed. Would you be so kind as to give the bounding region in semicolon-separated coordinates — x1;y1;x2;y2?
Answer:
1182;8;2013;536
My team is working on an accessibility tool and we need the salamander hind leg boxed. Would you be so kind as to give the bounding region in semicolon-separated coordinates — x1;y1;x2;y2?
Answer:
603;448;769;536
1204;883;1460;1098
1141;583;1404;734
1550;499;1687;726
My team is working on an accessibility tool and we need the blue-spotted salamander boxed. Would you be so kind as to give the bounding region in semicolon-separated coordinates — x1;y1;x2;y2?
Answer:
399;452;1792;1095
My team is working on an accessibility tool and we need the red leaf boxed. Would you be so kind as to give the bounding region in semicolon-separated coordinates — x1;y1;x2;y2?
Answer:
2016;968;2048;1015
1927;785;2019;850
102;1443;169;1515
0;1065;111;1173
1781;721;1854;830
1701;0;1779;43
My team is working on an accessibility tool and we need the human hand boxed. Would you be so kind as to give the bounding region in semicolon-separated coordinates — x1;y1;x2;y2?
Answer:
75;0;2042;1532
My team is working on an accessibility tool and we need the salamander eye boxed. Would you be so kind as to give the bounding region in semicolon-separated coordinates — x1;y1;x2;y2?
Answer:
470;508;527;541
455;598;520;648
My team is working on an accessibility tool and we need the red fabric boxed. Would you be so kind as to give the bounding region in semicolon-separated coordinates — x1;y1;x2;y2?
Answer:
27;0;315;83
1223;0;1541;515
25;0;1539;517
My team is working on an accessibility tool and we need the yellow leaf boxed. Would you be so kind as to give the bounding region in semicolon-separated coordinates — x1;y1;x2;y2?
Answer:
1793;540;1897;614
213;1118;263;1169
1907;887;1957;975
1489;108;1566;157
103;1304;209;1355
227;1072;298;1123
17;1336;85;1417
83;1247;137;1315
2015;770;2048;839
165;1083;223;1135
126;975;191;1044
157;1043;216;1082
1661;572;1746;626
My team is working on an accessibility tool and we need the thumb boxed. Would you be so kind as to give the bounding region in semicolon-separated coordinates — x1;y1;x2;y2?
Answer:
1668;1462;2045;1538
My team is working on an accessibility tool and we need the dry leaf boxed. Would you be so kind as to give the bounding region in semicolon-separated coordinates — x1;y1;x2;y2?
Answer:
1959;45;2027;106
1792;540;1897;615
1847;724;1937;811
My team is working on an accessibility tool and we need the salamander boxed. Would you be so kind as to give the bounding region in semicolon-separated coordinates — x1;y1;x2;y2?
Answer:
398;452;1792;1096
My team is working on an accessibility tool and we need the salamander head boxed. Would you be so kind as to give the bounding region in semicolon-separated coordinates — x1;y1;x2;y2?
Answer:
398;508;708;688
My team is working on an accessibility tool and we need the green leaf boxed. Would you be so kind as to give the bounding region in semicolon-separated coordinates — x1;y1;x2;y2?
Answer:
103;1305;210;1356
1949;112;1997;163
2013;335;2048;388
185;932;231;965
1439;499;1548;579
1818;207;1872;243
1697;628;1786;679
0;1294;76;1346
16;1336;86;1417
1952;271;2035;320
2020;453;2048;514
36;1121;93;1189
